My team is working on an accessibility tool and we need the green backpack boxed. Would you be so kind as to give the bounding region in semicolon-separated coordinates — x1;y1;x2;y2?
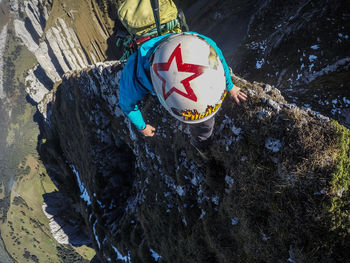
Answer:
118;0;179;37
116;0;189;60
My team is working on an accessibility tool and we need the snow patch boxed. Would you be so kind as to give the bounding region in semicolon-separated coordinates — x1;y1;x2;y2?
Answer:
211;195;220;206
337;187;346;198
256;58;265;69
309;55;318;62
96;200;105;208
231;125;241;136
145;144;156;160
213;12;222;21
112;245;131;262
257;109;272;120
70;165;92;205
308;63;314;72
303;57;350;84
231;218;239;225
150;248;161;261
343;97;350;105
265;138;282;153
314;189;326;195
225;176;234;188
267;99;281;112
219;115;238;133
199;209;206;219
125;118;138;141
247;41;267;51
164;175;186;197
176;186;185;197
288;246;296;263
93;220;101;249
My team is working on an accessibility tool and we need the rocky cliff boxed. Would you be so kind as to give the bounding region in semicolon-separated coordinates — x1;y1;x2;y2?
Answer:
229;0;350;126
37;62;350;263
2;0;349;262
11;0;117;102
17;0;350;122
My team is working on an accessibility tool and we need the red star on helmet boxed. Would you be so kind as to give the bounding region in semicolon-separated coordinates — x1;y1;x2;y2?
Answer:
152;44;207;102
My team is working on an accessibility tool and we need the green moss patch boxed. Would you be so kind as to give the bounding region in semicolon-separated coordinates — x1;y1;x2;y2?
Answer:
328;121;350;234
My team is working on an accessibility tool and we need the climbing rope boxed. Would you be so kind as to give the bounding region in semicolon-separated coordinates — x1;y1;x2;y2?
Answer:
116;35;137;61
116;18;183;61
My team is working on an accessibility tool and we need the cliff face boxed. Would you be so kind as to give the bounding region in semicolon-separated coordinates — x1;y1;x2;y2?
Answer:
12;0;117;102
38;62;350;263
13;0;350;126
229;0;350;126
173;0;350;127
3;0;349;262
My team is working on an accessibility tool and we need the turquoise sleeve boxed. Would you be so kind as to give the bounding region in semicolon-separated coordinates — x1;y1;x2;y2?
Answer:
119;53;147;130
194;33;234;91
125;107;146;130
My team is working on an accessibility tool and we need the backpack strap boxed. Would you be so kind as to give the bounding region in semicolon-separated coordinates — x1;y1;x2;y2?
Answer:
150;0;162;36
177;9;189;31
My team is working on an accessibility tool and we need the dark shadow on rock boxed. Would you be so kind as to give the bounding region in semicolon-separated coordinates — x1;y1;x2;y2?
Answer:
90;255;102;263
33;65;54;90
34;71;137;261
25;94;37;106
184;0;259;59
33;109;47;144
24;16;40;45
42;191;92;247
34;104;93;249
46;40;65;76
105;19;127;61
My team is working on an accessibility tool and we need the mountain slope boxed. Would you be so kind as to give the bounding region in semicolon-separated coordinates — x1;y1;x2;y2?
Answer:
0;0;349;262
38;62;350;262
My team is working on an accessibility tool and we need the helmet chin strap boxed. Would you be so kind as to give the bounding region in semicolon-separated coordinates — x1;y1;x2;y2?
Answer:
150;0;162;36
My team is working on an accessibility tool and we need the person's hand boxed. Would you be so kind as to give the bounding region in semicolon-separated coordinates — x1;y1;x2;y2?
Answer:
140;124;156;137
229;86;247;104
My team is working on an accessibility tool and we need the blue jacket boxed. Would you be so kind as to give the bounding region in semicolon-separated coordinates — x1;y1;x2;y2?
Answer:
119;32;234;130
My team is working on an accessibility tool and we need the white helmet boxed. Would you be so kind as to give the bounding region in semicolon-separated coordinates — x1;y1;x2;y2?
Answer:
150;33;227;124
